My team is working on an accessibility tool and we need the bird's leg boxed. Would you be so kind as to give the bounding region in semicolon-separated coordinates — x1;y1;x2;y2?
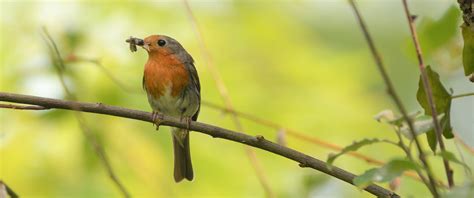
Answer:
179;116;192;131
186;117;192;131
177;116;192;142
152;111;164;130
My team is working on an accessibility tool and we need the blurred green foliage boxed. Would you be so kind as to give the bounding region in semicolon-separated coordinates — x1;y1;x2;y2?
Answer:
417;5;460;57
1;0;472;197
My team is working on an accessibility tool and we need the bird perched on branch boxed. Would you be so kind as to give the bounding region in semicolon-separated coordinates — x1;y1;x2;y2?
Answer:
127;35;200;182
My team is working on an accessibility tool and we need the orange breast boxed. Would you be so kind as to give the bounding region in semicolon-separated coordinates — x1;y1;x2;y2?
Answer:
143;54;190;99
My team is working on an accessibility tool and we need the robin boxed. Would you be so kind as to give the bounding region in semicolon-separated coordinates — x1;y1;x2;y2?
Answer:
127;35;200;182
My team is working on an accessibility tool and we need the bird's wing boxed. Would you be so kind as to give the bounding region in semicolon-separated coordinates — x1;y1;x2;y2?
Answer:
186;62;201;121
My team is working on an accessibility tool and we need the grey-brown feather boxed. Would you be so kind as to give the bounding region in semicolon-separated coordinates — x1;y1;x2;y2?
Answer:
172;128;193;182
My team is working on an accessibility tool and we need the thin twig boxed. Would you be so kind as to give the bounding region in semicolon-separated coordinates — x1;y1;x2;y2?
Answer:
0;180;19;198
348;0;439;196
0;103;49;110
394;126;433;190
182;1;274;197
401;0;454;188
41;28;130;198
65;56;139;94
452;92;474;99
0;91;399;197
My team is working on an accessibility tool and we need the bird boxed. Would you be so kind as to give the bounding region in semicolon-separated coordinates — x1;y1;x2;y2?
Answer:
129;35;200;182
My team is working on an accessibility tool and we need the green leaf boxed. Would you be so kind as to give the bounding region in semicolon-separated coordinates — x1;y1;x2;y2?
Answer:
461;25;474;76
416;66;454;152
327;139;384;167
426;104;453;151
353;158;419;188
417;66;451;115
353;168;379;188
426;130;437;151
418;6;460;56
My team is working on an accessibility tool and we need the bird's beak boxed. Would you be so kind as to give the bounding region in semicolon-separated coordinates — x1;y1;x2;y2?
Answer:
142;43;150;52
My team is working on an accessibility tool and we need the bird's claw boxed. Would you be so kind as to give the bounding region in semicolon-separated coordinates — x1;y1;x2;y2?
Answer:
152;111;164;130
180;116;192;131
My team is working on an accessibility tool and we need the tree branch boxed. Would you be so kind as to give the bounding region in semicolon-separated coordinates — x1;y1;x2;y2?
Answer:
452;92;474;99
0;91;398;197
401;0;454;188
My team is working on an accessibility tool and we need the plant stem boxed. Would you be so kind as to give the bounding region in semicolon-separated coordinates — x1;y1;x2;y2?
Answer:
452;92;474;99
401;0;454;188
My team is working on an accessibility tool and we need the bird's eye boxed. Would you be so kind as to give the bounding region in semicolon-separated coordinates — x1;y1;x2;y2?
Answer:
157;39;166;46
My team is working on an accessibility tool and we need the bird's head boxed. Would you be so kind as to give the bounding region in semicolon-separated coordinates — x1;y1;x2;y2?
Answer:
133;35;186;58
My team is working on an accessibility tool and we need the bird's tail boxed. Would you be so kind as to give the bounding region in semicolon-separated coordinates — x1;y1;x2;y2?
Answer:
171;127;193;182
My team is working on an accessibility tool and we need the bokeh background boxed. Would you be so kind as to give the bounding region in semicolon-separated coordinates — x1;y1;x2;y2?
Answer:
1;0;473;197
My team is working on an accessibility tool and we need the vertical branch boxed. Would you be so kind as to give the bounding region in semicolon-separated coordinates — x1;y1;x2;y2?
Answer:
401;0;454;188
41;28;130;198
348;0;440;196
182;1;274;197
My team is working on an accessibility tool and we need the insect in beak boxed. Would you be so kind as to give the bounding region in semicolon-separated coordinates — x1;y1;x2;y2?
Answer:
125;37;145;52
134;39;150;52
